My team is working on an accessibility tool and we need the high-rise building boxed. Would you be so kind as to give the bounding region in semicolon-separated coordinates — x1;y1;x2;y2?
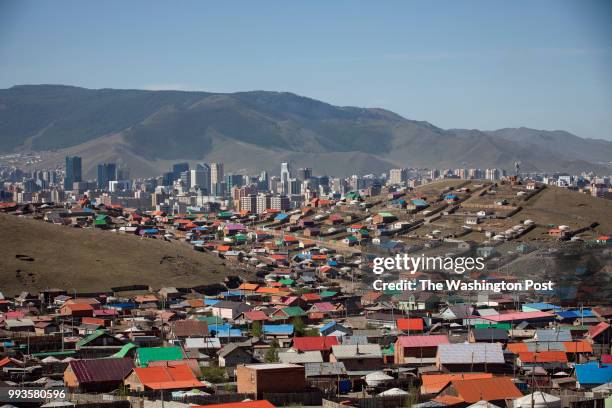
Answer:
226;174;244;193
97;163;117;190
172;162;189;181
271;195;290;211
256;193;272;214
210;162;224;195
485;168;500;181
280;162;291;193
179;171;190;186
64;156;82;190
269;176;281;194
258;171;269;192
288;178;301;195
191;163;211;194
298;167;312;181
232;184;256;211
389;168;407;185
240;194;257;213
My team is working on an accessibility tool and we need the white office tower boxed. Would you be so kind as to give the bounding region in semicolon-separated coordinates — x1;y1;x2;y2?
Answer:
280;162;291;194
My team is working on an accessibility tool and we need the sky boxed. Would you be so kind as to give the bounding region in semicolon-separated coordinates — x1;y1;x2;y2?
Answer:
1;0;611;140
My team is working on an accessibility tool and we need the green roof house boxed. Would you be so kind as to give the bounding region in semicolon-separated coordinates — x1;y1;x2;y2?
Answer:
136;346;184;367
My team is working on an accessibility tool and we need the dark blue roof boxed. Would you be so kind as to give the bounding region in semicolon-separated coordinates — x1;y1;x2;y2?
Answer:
107;302;136;309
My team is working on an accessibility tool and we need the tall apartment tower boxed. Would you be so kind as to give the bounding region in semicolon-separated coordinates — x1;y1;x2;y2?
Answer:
280;162;291;194
190;163;211;193
256;193;272;214
271;195;290;211
389;168;407;185
64;156;82;190
298;167;312;181
210;162;224;195
172;162;189;181
97;162;117;190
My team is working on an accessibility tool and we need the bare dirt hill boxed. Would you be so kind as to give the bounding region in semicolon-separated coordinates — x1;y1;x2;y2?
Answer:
0;213;241;295
520;186;612;232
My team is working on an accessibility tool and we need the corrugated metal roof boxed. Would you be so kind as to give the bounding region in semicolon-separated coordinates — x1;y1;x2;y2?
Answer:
437;343;504;364
331;344;382;359
293;336;339;352
397;335;450;348
279;350;323;364
137;346;184;367
449;377;522;403
304;362;346;377
472;328;508;341
518;351;568;363
421;373;493;395
263;324;294;335
69;358;134;384
535;328;572;342
575;362;612;385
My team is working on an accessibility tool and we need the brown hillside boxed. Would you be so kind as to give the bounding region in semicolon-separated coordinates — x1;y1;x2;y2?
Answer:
0;213;240;295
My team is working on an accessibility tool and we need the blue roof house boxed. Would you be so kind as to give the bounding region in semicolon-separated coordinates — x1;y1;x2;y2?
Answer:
575;362;612;389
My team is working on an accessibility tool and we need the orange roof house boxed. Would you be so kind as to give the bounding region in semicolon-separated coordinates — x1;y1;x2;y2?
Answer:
563;341;593;353
396;318;424;332
134;295;159;304
186;299;205;308
256;287;283;295
60;303;94;317
506;343;529;354
301;293;322;303
439;377;522;403
518;351;568;364
124;364;203;392
238;283;259;292
421;373;493;395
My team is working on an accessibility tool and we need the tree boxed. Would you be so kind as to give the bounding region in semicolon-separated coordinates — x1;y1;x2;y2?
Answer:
252;320;262;338
265;339;279;363
200;366;227;383
292;316;305;337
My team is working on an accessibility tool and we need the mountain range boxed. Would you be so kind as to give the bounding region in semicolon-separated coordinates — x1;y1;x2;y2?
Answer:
1;84;611;177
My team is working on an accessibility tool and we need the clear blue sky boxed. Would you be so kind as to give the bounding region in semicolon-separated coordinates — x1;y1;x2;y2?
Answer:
1;0;611;140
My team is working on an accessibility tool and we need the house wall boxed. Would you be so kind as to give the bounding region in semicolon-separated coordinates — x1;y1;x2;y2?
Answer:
212;308;235;320
406;346;438;358
124;371;144;392
63;366;79;388
329;356;382;371
439;362;507;373
237;366;305;397
220;350;253;367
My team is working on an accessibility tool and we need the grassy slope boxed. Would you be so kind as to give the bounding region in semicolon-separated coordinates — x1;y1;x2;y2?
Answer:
0;213;239;295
